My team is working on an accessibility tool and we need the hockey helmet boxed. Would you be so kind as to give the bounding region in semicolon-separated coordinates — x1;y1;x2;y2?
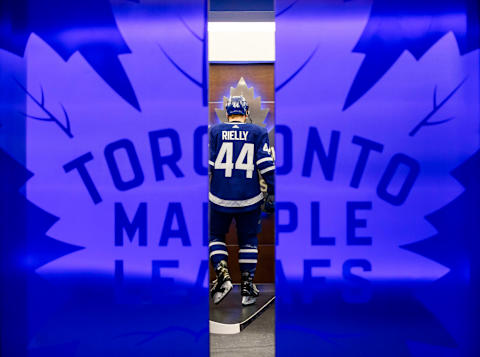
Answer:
225;96;249;117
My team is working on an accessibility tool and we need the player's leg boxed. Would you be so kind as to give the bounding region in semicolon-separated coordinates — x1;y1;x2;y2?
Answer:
236;207;262;306
209;207;233;304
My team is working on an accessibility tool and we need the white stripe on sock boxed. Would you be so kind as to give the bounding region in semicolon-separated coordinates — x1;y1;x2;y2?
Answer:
238;249;258;254
209;241;226;247
210;251;228;258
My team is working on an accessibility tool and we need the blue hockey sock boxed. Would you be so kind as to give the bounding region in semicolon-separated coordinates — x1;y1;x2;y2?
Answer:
238;240;258;276
238;235;258;276
209;236;228;270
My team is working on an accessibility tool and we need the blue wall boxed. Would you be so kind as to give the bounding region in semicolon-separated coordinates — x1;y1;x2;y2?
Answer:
0;1;209;356
275;0;480;356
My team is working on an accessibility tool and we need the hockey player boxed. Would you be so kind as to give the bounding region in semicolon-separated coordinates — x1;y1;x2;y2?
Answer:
209;95;275;306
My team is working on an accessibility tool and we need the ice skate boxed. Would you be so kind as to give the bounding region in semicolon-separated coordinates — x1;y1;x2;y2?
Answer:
210;260;233;304
241;272;259;306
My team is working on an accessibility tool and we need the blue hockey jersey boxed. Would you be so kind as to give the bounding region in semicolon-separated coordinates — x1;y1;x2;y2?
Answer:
209;121;275;212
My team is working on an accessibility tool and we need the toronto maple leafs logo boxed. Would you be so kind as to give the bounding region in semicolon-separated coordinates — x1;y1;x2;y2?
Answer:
275;0;480;356
215;77;270;127
1;0;478;355
1;1;210;354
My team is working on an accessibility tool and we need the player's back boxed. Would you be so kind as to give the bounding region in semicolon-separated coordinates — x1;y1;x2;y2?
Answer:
209;122;272;212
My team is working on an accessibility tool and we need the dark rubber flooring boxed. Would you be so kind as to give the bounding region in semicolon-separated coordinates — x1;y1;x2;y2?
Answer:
210;284;275;356
210;284;275;326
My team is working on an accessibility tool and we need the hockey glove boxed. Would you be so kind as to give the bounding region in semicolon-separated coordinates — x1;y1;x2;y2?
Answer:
263;193;275;214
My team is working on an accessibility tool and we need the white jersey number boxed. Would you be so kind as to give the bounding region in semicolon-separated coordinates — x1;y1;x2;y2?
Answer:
215;142;254;178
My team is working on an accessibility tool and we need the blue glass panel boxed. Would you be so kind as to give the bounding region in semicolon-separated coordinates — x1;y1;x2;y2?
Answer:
276;0;480;356
0;1;209;356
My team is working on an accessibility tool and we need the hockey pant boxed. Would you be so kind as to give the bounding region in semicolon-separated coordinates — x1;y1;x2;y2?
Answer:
209;206;261;275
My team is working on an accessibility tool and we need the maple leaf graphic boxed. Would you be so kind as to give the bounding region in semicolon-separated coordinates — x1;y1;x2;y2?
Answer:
0;148;83;352
0;0;140;110
402;150;480;355
344;0;480;110
215;77;270;127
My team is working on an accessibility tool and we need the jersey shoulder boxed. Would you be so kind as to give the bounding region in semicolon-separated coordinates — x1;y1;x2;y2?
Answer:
210;122;267;138
210;123;226;135
244;123;268;138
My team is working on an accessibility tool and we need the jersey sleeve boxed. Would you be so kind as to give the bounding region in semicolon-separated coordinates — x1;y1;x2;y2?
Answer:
209;127;216;176
256;129;275;193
